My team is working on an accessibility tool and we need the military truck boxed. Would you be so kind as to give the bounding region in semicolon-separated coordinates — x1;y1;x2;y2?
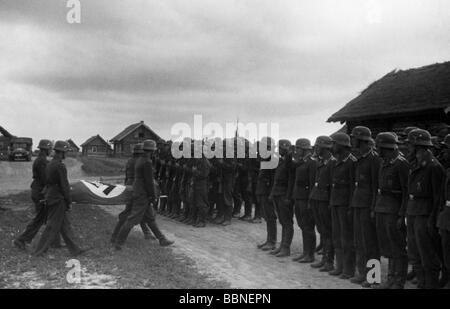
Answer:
8;137;33;161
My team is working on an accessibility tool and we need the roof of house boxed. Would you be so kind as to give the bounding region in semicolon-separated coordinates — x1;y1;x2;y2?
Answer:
0;126;13;138
66;139;80;150
328;61;450;123
110;121;162;142
81;135;111;149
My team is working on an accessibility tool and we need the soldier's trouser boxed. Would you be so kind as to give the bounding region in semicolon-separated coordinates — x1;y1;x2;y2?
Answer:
441;229;450;286
252;188;261;219
169;184;181;216
273;196;294;250
34;200;81;256
208;187;220;216
353;207;379;277
18;192;62;246
18;195;48;244
258;195;277;244
407;215;441;289
312;200;333;264
111;202;150;241
331;206;355;275
194;185;209;224
222;175;234;221
376;212;408;286
294;199;316;258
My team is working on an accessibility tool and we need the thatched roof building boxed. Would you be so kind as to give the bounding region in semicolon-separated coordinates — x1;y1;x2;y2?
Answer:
328;61;450;135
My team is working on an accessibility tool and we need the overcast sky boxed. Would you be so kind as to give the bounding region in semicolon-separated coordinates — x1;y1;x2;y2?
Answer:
1;0;449;147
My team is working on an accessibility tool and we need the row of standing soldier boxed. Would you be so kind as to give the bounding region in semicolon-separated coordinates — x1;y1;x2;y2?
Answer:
149;126;450;289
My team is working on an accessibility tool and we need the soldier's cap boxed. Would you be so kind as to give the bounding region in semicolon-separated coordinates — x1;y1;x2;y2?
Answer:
350;126;372;141
375;132;398;150
441;134;450;148
143;139;157;151
38;139;53;150
295;138;312;150
278;139;291;150
331;133;351;148
408;129;433;147
133;143;144;154
314;136;333;149
54;140;70;152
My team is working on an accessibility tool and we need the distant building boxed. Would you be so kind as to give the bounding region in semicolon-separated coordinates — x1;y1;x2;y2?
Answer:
328;61;450;136
110;121;162;157
81;135;112;157
67;139;80;153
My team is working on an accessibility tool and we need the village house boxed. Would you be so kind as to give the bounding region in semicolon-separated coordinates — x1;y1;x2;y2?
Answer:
328;61;450;136
81;134;112;157
110;121;162;156
67;139;80;153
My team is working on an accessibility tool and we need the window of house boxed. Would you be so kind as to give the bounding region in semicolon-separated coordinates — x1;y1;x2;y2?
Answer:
92;146;97;153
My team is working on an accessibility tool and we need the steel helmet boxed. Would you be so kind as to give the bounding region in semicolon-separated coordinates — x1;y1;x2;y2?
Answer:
331;133;351;148
38;139;53;150
143;139;157;151
375;132;398;150
54;140;70;152
408;129;433;147
441;134;450;148
278;139;291;150
295;138;312;150
351;126;372;141
315;136;333;149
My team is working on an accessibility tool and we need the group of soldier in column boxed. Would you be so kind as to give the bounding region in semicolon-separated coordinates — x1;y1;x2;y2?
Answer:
11;125;450;289
254;126;449;289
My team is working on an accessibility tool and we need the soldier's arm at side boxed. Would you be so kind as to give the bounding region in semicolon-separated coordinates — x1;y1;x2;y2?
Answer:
144;161;156;200
398;160;410;217
371;156;382;211
59;163;72;205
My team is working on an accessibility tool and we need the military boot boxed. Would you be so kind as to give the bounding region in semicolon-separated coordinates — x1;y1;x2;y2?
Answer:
350;274;366;285
270;226;285;255
373;258;395;289
292;253;306;262
213;215;225;225
221;220;232;226
275;247;290;258
311;256;326;269
320;261;334;272
261;221;277;251
329;249;343;276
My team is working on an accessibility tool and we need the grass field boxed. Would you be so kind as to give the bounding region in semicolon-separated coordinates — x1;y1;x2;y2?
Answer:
79;157;128;176
0;191;229;289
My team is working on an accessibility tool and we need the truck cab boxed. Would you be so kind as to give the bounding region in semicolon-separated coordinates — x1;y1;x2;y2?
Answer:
9;137;33;161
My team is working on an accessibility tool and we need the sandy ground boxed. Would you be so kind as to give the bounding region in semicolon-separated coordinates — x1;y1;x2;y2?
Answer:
1;159;388;289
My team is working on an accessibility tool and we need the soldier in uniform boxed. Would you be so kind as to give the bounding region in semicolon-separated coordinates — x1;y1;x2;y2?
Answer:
329;133;356;278
269;139;295;257
256;137;276;251
291;138;317;263
114;140;174;249
406;129;444;288
217;138;236;226
191;148;211;228
33;141;84;257
310;136;335;271
111;144;153;244
14;140;62;250
438;134;450;289
349;126;381;287
373;132;409;289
